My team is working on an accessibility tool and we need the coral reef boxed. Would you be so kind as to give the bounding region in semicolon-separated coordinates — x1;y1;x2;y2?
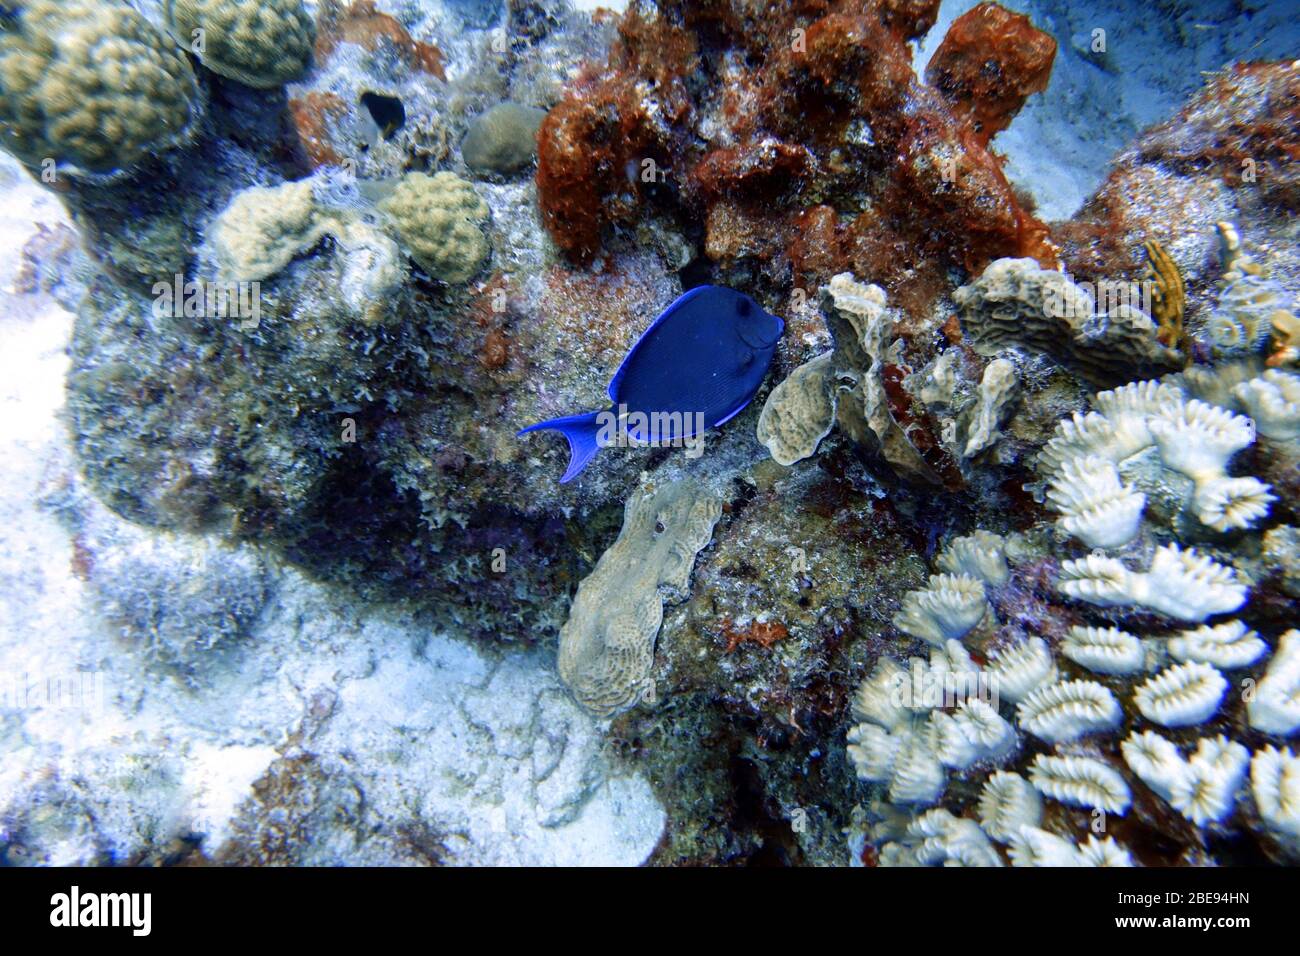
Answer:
0;0;202;177
0;0;1296;872
846;525;1300;866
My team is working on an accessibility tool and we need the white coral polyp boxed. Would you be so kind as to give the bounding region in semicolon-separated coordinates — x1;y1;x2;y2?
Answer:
1061;626;1146;675
1248;629;1300;736
929;711;982;769
1168;737;1249;827
1061;545;1247;621
1122;730;1187;801
1140;545;1248;620
1092;380;1184;432
1008;826;1084;867
1147;399;1255;482
978;771;1042;843
888;732;946;805
893;573;988;647
937;531;1010;587
846;723;900;781
1047;456;1146;548
1251;746;1300;845
1029;754;1131;814
1167;620;1266;670
1057;553;1136;607
851;657;908;729
1233;369;1300;441
1192;476;1275;532
1077;835;1135;867
1133;661;1228;727
985;637;1056;704
1018;679;1122;743
952;697;1015;757
908;809;1003;867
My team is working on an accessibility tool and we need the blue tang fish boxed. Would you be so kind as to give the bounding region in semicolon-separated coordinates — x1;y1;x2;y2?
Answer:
518;286;784;482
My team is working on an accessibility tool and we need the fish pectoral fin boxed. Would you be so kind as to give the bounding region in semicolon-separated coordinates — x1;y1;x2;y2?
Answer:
516;410;608;483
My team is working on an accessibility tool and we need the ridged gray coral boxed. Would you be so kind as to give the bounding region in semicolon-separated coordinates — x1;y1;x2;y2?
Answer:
557;481;721;717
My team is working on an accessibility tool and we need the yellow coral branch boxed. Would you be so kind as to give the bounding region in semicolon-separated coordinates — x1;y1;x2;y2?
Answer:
1144;239;1189;361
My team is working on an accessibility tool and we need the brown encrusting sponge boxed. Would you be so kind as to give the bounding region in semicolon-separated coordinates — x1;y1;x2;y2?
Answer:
535;0;1058;319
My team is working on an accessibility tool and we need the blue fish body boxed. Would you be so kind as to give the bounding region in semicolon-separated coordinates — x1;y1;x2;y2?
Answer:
518;286;784;482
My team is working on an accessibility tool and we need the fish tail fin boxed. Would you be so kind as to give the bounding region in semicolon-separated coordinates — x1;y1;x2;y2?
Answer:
517;410;608;483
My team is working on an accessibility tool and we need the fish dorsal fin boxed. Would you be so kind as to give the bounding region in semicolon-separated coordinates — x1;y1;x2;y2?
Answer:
607;285;717;402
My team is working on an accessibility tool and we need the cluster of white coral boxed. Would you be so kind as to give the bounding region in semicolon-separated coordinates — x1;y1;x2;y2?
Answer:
849;531;1299;866
846;642;1015;806
1039;380;1274;540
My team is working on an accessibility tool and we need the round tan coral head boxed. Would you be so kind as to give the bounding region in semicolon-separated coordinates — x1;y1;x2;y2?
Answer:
0;0;203;179
377;171;492;285
164;0;315;90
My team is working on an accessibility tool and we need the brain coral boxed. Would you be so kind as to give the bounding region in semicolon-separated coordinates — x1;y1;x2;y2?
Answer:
165;0;315;89
378;171;491;284
461;103;547;175
558;481;721;718
0;0;202;176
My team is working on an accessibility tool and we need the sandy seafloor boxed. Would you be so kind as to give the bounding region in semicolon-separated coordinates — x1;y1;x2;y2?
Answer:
0;0;1295;865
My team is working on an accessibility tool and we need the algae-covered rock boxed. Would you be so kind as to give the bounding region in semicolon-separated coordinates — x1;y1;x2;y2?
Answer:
165;0;315;89
378;171;491;283
88;529;270;681
461;103;547;175
0;0;202;177
558;480;722;717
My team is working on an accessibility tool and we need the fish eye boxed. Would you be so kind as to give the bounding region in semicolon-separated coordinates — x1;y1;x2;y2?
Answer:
736;297;752;317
